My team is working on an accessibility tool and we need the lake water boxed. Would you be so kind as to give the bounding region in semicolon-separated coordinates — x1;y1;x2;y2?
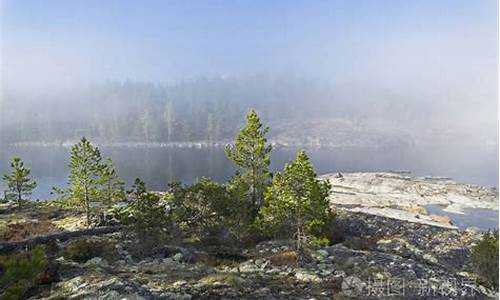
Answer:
0;143;498;201
426;205;499;230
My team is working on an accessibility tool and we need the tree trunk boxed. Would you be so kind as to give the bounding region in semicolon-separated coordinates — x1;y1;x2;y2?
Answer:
251;163;258;218
85;205;90;228
17;186;22;210
108;181;111;204
296;197;303;266
85;185;91;228
296;225;301;255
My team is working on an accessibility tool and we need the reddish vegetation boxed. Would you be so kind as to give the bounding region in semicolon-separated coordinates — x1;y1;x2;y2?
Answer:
429;214;452;225
268;250;298;266
0;220;61;242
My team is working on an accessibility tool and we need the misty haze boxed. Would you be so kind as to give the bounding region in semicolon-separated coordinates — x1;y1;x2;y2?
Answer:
0;1;498;299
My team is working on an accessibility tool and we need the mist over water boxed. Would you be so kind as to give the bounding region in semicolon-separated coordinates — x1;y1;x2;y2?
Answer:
0;4;498;299
0;1;498;197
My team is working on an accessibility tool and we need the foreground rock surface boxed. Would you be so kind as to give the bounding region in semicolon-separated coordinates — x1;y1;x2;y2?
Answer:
16;210;495;300
1;173;497;299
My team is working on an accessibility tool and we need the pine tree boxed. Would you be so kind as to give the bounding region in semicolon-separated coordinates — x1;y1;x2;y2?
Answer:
125;178;170;251
259;150;333;259
66;137;104;227
225;109;272;218
53;138;125;226
225;174;254;240
2;157;37;208
98;158;125;205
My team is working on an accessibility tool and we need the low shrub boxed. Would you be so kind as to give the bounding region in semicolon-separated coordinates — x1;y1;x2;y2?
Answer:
307;236;331;249
257;151;334;258
117;179;171;257
471;230;499;289
342;237;376;251
0;246;48;300
328;222;346;245
63;239;117;263
169;177;252;244
268;250;298;266
239;228;269;248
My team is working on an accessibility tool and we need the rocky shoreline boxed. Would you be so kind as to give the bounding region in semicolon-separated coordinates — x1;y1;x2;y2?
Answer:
322;172;499;230
0;172;498;299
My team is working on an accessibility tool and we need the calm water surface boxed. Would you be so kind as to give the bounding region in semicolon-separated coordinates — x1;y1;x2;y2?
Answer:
426;205;498;230
0;144;497;201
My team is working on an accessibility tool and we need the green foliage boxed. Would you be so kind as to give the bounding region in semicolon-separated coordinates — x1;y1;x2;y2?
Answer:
0;245;48;300
2;157;37;208
54;137;124;227
169;178;226;233
168;177;252;243
60;137;103;227
259;150;333;254
119;179;171;249
225;175;255;240
98;159;125;205
225;109;272;218
471;230;499;289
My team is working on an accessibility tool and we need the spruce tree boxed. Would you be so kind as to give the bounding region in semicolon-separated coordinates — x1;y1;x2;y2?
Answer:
2;157;37;208
259;150;332;259
225;109;272;218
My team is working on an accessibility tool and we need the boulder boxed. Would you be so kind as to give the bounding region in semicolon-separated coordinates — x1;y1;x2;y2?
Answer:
341;276;366;297
295;271;321;283
172;252;184;262
315;249;329;259
84;257;109;268
159;291;192;300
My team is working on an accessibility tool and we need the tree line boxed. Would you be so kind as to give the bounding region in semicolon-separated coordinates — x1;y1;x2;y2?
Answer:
2;109;333;260
1;77;338;144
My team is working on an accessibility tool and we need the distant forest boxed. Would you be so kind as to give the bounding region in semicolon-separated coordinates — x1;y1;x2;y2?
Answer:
1;76;494;146
0;76;358;142
1;76;344;143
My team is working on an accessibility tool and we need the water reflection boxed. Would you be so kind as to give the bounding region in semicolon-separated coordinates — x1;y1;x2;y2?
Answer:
0;144;497;200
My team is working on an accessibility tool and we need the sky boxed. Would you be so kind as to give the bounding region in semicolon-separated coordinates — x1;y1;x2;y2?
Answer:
1;0;498;92
0;0;498;188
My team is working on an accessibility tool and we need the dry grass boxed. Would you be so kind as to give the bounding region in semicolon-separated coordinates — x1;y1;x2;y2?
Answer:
51;215;87;231
429;214;451;225
199;273;248;288
0;220;61;241
397;205;428;215
268;250;298;266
